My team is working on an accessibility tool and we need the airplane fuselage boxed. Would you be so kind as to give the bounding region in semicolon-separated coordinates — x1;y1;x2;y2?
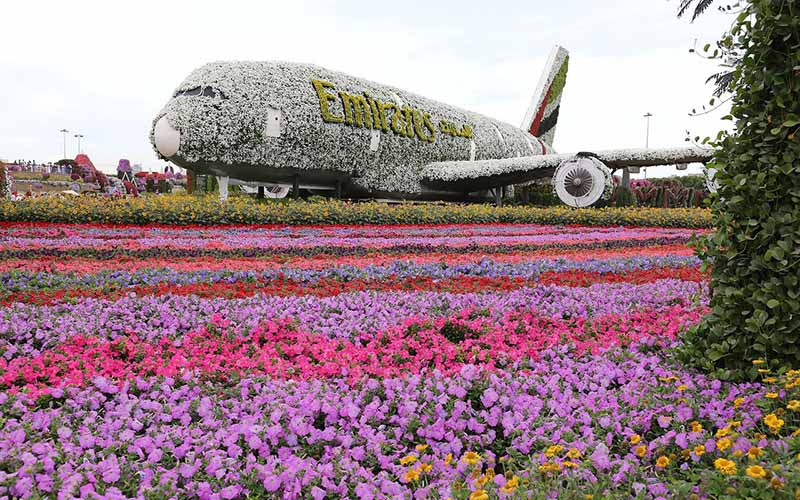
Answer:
151;62;554;198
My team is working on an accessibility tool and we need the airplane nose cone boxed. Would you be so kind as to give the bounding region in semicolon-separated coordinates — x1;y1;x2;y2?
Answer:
154;116;180;158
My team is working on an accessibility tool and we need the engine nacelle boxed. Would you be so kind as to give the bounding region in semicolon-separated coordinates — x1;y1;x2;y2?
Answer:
552;154;614;207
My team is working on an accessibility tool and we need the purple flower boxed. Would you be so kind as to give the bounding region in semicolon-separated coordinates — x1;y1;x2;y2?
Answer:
481;388;499;408
264;475;281;492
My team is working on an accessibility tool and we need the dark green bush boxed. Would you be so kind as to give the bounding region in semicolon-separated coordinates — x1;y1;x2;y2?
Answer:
613;186;636;207
679;0;800;378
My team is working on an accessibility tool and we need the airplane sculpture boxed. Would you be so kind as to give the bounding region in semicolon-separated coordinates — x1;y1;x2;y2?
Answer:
151;46;713;207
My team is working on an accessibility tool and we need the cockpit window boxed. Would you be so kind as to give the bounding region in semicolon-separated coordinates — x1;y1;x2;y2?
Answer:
174;86;226;99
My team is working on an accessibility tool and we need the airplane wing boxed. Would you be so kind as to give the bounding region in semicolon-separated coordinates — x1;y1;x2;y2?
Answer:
420;147;713;192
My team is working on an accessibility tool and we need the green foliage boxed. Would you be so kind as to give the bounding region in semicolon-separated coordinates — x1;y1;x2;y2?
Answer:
677;0;716;21
515;184;560;206
613;186;636;207
0;194;712;228
679;1;800;378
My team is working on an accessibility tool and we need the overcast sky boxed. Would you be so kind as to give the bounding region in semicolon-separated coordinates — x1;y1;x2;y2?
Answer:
2;0;733;177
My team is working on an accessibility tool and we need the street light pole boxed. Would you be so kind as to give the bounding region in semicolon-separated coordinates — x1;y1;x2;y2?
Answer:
74;134;84;154
643;113;653;179
59;129;69;159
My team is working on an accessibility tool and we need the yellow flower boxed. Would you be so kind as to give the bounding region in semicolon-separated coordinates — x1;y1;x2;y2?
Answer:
538;461;562;473
690;421;703;433
734;397;746;409
764;413;785;432
766;392;780;399
462;451;481;465
677;384;688;392
635;445;647;458
733;450;744;457
545;445;564;458
417;462;432;473
717;438;732;452
788;400;800;411
747;447;763;460
746;465;767;478
415;444;428;452
403;468;420;482
759;369;771;374
714;458;737;475
694;445;706;456
656;456;670;468
563;461;579;468
567;448;581;459
770;477;784;490
629;434;641;445
469;490;489;500
444;453;453;466
499;476;519;494
753;359;765;365
399;454;417;465
716;425;732;438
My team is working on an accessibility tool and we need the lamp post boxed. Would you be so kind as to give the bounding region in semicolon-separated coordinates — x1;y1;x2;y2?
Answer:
643;112;653;179
74;134;84;153
59;129;69;159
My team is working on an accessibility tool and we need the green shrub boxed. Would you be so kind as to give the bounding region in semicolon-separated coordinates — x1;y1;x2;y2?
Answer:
515;184;561;206
613;186;636;207
679;0;800;378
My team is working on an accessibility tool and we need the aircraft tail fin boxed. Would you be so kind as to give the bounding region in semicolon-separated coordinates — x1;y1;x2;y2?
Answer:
521;45;569;147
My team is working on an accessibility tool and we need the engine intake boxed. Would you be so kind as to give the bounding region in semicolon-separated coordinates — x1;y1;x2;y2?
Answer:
552;154;613;207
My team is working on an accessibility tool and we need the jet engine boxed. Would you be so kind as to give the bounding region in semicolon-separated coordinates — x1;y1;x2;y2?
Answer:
552;154;614;207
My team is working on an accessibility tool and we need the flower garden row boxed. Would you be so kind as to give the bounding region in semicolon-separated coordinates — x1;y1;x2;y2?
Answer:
1;223;798;499
0;194;712;227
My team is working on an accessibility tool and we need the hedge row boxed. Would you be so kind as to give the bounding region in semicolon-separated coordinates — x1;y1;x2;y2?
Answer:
0;194;712;228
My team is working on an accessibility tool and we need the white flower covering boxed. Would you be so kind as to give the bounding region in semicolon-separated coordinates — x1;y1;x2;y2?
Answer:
150;62;551;195
0;165;11;199
421;147;713;185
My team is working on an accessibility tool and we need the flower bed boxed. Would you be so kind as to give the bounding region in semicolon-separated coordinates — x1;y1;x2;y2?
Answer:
0;194;712;227
0;222;797;499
